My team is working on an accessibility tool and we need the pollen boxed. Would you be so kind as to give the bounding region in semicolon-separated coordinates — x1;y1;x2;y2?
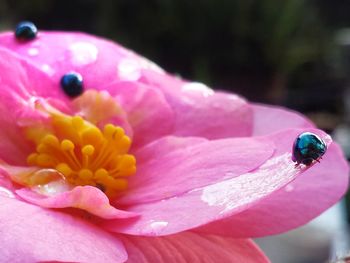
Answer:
26;115;136;197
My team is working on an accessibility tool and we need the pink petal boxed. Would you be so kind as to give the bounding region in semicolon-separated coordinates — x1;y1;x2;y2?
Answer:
196;142;349;237
121;232;269;263
140;70;254;138
0;92;35;165
171;90;253;139
16;186;138;219
103;81;175;148
0;164;138;219
0;47;77;164
0;46;69;102
0;31;161;92
117;135;274;205
0;195;127;262
0;48;56;164
105;128;333;236
0;175;16;198
252;104;315;135
1;31;253;140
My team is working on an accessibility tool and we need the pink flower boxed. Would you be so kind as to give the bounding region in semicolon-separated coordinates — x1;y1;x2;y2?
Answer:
0;29;348;262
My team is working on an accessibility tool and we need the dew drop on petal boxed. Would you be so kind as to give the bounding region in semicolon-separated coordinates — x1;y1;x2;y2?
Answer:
201;153;299;215
182;82;214;97
32;180;73;196
138;57;165;73
68;42;98;66
27;47;39;56
0;186;15;198
117;58;141;81
30;169;73;196
141;220;169;235
41;64;55;76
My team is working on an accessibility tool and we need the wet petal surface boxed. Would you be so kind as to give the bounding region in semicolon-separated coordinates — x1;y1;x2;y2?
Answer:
104;129;332;236
119;136;274;205
195;139;349;237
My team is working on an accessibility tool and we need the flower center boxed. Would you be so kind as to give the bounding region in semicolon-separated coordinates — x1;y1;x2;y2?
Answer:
26;114;136;197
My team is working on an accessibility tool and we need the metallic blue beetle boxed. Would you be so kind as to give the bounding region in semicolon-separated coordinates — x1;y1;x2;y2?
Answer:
292;132;327;166
60;72;84;98
15;21;38;41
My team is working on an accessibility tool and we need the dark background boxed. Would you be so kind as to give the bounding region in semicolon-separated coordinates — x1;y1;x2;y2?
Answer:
0;0;349;217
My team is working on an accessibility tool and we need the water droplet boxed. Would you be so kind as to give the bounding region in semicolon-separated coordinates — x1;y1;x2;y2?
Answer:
30;169;72;196
141;220;169;235
0;187;15;198
201;153;298;214
117;59;141;81
68;42;98;66
138;57;165;73
41;64;55;76
28;47;39;56
182;82;214;97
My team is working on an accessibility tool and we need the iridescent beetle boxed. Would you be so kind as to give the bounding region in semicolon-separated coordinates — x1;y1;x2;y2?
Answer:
15;21;38;41
292;132;327;166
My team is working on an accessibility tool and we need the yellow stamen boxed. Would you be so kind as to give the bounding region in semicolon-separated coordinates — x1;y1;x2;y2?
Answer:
26;114;136;198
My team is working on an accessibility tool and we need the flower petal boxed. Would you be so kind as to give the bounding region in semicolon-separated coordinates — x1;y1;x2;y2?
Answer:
120;232;269;263
252;104;315;135
0;48;57;164
104;128;339;236
117;135;274;205
16;186;138;219
0;31;161;91
103;81;175;148
171;90;253;139
1;32;253;140
195;141;349;237
0;46;60;98
0;195;127;262
0;94;38;165
0;174;16;198
140;70;254;138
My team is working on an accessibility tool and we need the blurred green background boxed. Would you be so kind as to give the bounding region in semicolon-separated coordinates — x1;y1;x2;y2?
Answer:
0;0;349;218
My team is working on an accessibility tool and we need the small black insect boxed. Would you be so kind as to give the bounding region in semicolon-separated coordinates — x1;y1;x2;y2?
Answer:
292;132;327;166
